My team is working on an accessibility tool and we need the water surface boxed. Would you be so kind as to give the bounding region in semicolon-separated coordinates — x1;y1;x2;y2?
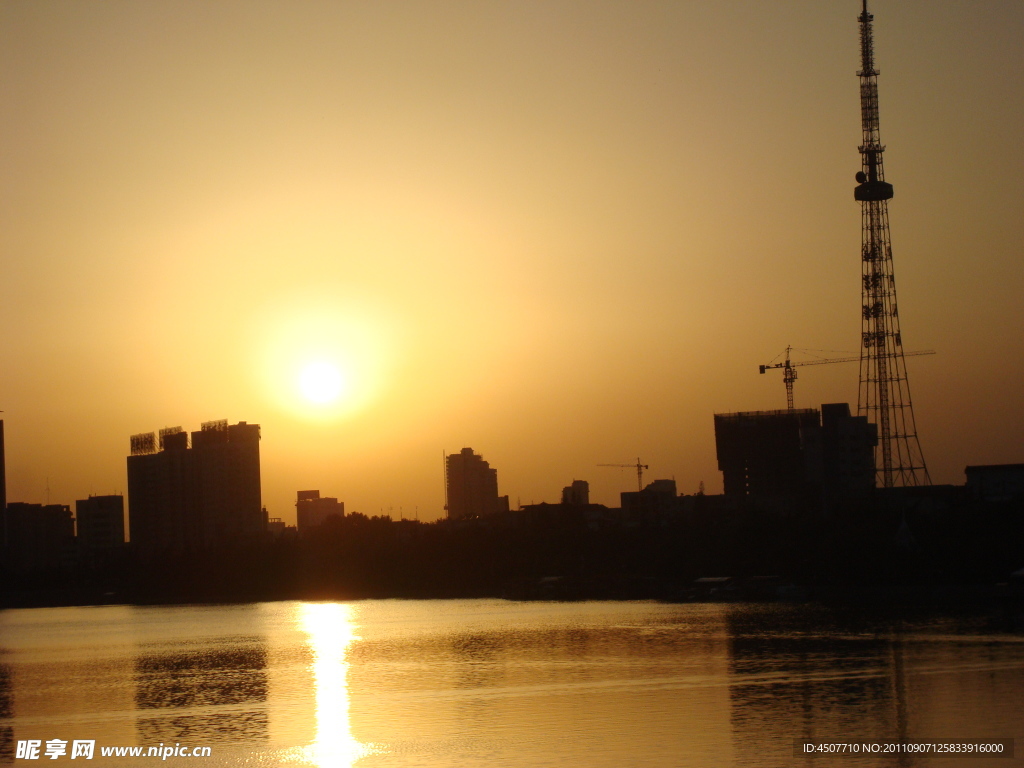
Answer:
1;600;1022;766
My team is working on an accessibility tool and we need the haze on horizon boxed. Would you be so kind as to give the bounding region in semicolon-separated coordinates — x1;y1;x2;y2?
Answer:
1;0;1021;525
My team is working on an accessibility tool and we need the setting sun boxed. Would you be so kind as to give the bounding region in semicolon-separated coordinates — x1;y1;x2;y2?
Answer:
299;360;345;404
256;295;397;423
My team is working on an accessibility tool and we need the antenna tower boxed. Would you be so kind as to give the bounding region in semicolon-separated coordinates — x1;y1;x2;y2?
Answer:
854;1;929;487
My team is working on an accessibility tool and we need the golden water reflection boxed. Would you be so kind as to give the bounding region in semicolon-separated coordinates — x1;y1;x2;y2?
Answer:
296;603;381;768
3;602;1022;767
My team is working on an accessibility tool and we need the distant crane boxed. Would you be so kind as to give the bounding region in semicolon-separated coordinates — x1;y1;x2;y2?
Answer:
760;346;935;411
598;458;649;492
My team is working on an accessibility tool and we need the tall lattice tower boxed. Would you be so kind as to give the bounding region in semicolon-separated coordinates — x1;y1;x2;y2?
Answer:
854;0;930;487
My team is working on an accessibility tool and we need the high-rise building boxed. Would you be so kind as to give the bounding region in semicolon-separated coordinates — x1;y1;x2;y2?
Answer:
75;494;126;553
714;404;875;501
445;447;508;520
127;420;264;552
296;490;345;531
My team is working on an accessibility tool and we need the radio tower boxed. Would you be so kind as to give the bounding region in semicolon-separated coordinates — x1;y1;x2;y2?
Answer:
854;0;930;487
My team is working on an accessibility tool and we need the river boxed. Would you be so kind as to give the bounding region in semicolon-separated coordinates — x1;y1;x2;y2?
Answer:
1;600;1022;766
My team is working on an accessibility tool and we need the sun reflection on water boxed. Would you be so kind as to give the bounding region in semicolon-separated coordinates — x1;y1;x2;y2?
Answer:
294;602;382;767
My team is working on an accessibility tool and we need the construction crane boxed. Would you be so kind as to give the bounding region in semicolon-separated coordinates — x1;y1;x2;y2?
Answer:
598;458;649;492
760;346;934;411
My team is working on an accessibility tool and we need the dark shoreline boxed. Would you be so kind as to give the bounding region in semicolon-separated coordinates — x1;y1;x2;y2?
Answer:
4;580;1023;614
4;494;1023;612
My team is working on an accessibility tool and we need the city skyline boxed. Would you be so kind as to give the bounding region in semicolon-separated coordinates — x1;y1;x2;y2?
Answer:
2;1;1022;524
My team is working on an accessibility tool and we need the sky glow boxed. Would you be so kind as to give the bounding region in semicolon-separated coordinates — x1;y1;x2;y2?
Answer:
1;1;1021;522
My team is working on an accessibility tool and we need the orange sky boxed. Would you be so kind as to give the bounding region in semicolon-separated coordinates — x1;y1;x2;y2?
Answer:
2;1;1022;523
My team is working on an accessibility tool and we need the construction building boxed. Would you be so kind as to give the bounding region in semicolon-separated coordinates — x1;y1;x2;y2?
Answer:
445;447;509;520
127;420;265;552
296;490;345;531
714;404;875;501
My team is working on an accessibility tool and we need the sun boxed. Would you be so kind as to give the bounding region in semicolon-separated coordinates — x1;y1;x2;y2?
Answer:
257;297;396;421
298;361;346;405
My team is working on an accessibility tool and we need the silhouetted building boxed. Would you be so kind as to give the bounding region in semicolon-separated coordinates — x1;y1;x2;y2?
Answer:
445;447;509;520
715;409;822;499
561;480;590;506
820;403;877;497
127;420;264;552
965;464;1024;503
296;490;345;531
519;500;613;528
75;494;125;552
0;420;6;560
714;404;875;501
0;420;6;523
621;479;679;519
2;503;74;573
